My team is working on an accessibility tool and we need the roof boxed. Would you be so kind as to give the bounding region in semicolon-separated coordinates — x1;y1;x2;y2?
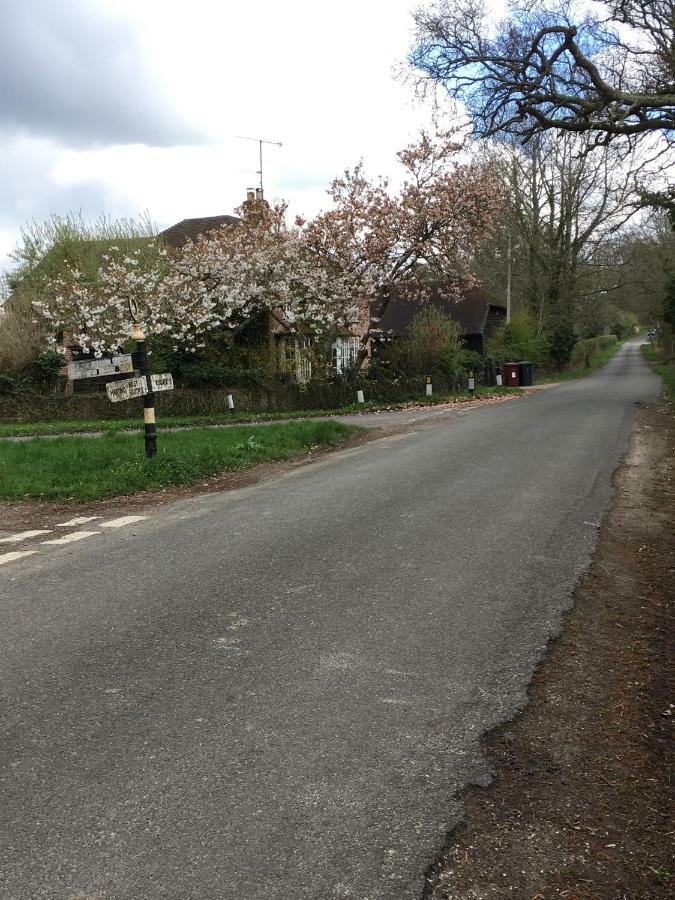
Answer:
159;215;240;248
371;284;506;337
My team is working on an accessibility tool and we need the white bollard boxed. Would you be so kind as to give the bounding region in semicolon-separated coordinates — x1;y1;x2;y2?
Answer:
496;373;503;387
227;393;235;412
468;371;475;392
356;390;365;403
426;382;433;396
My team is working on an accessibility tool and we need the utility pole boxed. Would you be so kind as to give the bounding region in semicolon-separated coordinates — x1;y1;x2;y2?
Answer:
236;136;282;195
506;233;512;325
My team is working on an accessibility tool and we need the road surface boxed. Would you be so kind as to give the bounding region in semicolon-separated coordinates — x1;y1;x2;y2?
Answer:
0;340;659;899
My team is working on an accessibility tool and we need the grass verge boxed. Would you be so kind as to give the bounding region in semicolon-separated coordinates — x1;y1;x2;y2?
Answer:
0;386;517;438
0;420;356;501
538;338;627;384
641;343;675;400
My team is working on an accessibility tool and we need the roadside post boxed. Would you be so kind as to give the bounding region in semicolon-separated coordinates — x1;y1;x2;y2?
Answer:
426;376;432;397
468;370;475;392
356;389;365;403
131;323;157;457
227;393;235;414
496;372;503;387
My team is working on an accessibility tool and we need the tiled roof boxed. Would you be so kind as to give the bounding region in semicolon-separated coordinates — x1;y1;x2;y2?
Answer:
159;215;240;248
371;284;505;336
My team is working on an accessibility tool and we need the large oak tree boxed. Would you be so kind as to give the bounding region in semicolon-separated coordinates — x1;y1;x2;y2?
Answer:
410;1;675;147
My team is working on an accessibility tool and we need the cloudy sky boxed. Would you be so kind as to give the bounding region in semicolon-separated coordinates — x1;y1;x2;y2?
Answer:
0;0;469;275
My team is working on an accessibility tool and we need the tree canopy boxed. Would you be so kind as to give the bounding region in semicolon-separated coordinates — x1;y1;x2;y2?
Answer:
410;1;675;146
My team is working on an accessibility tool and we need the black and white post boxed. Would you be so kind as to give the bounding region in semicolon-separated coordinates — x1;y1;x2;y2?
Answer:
132;323;157;458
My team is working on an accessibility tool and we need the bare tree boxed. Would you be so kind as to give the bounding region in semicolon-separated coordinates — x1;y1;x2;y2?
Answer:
474;131;644;358
410;0;675;147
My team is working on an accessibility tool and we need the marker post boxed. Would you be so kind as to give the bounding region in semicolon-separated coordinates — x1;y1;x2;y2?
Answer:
132;323;157;458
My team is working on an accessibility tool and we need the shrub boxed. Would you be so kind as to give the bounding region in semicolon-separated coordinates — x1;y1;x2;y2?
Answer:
485;310;551;366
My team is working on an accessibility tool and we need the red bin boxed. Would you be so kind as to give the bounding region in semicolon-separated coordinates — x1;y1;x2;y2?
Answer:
502;362;521;386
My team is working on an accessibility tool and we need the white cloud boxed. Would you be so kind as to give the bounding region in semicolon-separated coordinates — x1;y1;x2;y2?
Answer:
1;0;450;273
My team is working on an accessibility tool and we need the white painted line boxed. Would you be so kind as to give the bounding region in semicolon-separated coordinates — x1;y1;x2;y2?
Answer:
0;530;52;544
0;550;39;566
99;515;147;529
56;516;102;527
41;531;100;546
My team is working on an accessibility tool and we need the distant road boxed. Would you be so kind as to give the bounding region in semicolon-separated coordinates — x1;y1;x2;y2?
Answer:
0;340;659;899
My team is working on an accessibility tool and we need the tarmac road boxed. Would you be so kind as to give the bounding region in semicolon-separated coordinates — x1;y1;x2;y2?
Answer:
0;340;659;899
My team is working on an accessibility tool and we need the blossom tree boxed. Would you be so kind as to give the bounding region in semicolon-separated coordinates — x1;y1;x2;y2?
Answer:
163;201;359;348
300;129;505;365
34;203;360;357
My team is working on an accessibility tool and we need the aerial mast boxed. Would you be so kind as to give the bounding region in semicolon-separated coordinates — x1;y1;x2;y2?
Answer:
236;135;282;196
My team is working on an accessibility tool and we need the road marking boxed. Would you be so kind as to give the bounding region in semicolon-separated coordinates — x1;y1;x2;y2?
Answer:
56;516;102;527
100;515;147;529
0;530;52;544
41;531;100;546
0;550;39;566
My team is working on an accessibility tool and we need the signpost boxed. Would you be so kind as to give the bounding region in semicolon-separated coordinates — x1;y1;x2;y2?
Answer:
70;296;174;456
150;373;174;393
106;376;150;403
67;354;133;380
106;373;173;403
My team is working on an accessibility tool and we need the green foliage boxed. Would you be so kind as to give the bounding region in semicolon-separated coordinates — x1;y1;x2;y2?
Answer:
663;274;675;329
25;351;65;389
486;310;551;365
400;306;472;382
549;319;577;366
610;312;639;341
642;343;675;400
0;420;355;501
0;352;65;395
7;211;156;288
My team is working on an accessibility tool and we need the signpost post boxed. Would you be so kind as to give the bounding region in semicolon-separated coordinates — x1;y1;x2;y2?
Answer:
131;323;157;457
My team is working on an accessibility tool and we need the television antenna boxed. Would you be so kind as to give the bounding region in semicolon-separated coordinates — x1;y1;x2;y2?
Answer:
236;136;282;195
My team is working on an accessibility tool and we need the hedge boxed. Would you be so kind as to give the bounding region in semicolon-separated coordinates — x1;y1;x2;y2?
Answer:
569;335;618;370
0;372;472;423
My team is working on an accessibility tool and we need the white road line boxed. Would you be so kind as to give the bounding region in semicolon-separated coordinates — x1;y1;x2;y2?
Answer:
0;530;52;544
100;515;147;528
0;550;38;566
56;516;102;527
41;531;100;546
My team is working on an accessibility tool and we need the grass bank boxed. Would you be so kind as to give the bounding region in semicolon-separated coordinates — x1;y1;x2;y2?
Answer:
641;343;675;400
0;386;516;438
0;420;356;501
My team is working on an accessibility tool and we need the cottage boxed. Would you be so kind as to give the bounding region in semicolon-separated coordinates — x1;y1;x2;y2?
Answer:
370;284;506;356
158;193;369;382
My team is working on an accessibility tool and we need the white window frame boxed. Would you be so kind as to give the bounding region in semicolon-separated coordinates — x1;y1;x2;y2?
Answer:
332;336;361;374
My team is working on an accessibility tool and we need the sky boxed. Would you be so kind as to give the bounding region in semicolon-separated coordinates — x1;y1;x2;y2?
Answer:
0;0;465;276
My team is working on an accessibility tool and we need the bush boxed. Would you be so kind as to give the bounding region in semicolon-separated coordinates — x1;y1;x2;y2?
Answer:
485;310;551;366
549;320;577;366
610;312;639;341
403;306;467;378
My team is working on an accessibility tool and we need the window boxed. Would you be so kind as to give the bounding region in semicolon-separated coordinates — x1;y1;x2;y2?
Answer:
279;335;312;383
332;336;361;374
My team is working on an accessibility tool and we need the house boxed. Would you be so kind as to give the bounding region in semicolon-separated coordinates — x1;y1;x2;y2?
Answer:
51;192;367;391
157;193;369;382
369;283;507;357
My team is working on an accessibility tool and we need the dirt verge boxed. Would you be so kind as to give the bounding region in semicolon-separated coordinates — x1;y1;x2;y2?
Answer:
425;400;674;899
